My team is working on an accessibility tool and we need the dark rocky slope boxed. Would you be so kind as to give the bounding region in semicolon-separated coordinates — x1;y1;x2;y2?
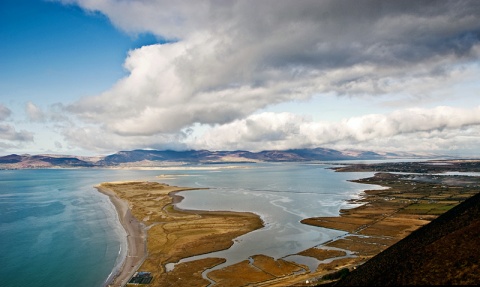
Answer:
331;191;480;286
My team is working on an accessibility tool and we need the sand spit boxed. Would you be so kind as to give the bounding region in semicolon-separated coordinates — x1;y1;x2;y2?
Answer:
96;181;263;286
96;185;148;287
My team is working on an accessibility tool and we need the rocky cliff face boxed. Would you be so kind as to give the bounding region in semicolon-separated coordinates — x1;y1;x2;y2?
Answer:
331;191;480;286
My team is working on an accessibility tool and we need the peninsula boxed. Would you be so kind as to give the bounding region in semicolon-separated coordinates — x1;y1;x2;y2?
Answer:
98;159;480;286
97;181;263;286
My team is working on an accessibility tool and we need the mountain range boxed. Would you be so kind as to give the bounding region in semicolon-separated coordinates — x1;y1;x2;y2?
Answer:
0;148;429;169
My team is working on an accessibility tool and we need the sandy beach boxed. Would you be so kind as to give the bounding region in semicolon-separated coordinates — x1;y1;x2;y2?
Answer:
96;184;148;287
96;181;263;286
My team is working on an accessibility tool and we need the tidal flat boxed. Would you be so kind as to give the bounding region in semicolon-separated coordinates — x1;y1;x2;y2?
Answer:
101;160;480;286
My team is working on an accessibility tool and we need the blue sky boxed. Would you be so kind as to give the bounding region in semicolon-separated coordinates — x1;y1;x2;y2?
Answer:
1;0;160;104
1;0;480;157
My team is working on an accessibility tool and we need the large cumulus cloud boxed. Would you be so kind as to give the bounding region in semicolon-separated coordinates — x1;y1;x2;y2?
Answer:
60;0;480;153
191;106;480;153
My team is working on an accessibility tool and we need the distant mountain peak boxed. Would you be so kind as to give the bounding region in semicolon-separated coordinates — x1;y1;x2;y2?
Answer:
0;148;432;169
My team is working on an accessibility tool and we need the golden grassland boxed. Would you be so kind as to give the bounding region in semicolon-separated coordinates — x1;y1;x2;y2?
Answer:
98;181;263;286
100;168;480;286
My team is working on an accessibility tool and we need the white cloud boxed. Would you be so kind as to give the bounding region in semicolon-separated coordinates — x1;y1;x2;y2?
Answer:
54;141;63;149
190;106;480;153
59;0;210;39
0;104;34;148
61;124;189;153
0;104;12;121
0;124;34;142
26;102;46;122
56;0;480;154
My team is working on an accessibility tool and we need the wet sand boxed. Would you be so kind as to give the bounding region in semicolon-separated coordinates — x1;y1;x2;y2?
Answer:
96;184;148;287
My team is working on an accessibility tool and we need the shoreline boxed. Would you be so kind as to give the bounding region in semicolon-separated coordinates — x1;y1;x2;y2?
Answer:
96;181;264;286
96;184;148;287
169;190;266;220
92;168;480;286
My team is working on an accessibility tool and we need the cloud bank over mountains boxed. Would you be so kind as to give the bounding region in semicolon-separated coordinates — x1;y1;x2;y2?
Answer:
192;106;480;152
6;0;480;155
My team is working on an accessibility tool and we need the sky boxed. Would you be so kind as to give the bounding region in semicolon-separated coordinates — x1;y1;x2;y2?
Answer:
1;0;480;157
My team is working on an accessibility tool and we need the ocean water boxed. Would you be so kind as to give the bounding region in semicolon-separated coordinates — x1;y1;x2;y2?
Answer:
0;169;161;287
0;163;381;286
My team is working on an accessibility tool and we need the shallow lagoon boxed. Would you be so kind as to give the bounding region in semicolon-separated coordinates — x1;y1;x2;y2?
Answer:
158;163;382;272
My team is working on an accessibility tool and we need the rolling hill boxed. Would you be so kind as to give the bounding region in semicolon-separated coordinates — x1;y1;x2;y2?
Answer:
0;148;424;169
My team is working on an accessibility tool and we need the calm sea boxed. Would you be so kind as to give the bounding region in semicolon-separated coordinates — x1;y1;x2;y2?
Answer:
0;163;382;286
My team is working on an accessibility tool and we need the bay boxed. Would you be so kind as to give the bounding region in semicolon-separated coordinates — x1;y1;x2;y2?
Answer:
156;163;382;273
0;169;161;287
0;163;382;286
